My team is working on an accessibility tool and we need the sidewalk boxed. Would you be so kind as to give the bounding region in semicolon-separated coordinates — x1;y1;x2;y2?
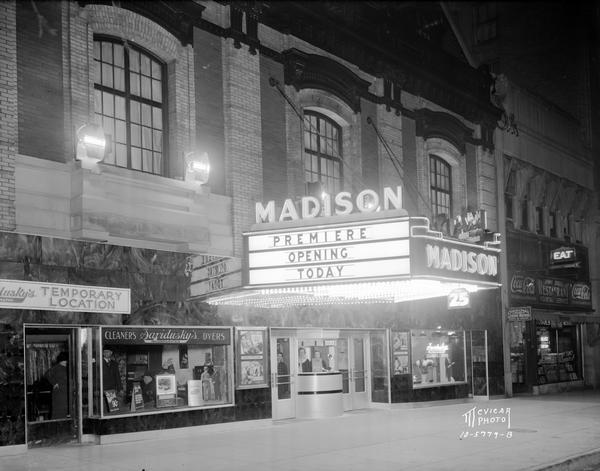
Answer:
1;390;599;471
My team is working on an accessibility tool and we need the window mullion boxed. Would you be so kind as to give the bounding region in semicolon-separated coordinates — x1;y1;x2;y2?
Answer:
124;47;132;170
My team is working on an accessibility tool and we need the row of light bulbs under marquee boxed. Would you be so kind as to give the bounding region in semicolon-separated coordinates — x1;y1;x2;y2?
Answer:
205;210;501;309
206;279;492;308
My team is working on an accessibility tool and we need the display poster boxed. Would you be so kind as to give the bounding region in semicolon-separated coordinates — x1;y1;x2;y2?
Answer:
156;373;178;408
392;331;410;375
187;380;203;406
130;382;144;411
104;389;119;412
179;345;189;369
236;328;268;389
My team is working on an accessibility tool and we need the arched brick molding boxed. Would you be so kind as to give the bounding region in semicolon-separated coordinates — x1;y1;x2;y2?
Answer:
67;3;196;179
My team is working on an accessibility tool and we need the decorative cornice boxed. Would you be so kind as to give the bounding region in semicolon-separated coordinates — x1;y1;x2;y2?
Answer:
414;109;476;154
281;48;371;113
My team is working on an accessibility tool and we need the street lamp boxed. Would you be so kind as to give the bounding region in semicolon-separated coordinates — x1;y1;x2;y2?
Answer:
75;123;106;168
184;151;210;185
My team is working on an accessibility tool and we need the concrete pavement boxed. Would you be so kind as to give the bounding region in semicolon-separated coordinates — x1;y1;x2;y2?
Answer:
1;390;599;471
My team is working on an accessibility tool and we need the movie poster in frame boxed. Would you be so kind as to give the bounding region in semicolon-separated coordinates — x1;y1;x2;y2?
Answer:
236;328;268;389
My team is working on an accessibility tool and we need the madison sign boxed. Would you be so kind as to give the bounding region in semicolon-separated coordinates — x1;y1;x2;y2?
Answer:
255;186;403;223
410;238;500;284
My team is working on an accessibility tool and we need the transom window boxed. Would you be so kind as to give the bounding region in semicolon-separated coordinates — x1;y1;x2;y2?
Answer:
429;155;452;221
94;37;165;175
303;111;343;195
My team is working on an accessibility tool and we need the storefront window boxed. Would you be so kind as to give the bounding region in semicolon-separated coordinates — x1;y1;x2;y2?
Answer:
100;326;233;417
536;322;580;384
411;329;466;387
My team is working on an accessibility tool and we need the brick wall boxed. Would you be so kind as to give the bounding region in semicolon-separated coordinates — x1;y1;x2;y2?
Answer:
17;0;64;162
222;40;262;256
259;55;287;203
360;99;379;191
195;27;225;194
0;0;17;230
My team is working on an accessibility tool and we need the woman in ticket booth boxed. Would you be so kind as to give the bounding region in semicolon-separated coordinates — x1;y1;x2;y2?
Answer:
311;350;329;372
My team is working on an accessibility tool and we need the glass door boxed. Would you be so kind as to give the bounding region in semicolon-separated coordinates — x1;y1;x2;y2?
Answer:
341;334;370;410
470;330;489;400
270;334;295;420
25;325;80;447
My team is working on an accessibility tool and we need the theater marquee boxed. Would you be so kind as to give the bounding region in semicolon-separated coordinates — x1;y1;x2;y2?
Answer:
245;218;410;287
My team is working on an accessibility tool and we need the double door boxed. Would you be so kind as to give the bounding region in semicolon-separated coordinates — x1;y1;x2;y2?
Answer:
270;330;370;420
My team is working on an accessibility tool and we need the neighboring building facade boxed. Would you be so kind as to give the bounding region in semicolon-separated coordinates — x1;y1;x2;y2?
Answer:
2;0;565;454
444;1;600;395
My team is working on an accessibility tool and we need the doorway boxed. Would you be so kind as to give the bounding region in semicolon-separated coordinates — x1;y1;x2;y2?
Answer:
270;328;373;420
339;334;370;410
270;332;295;420
25;326;80;447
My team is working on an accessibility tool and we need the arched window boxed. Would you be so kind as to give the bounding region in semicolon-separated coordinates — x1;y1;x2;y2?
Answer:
303;111;343;195
429;155;452;223
94;37;166;175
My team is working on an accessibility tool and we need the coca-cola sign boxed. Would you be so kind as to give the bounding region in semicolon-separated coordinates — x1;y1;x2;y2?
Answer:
571;282;592;307
510;274;536;302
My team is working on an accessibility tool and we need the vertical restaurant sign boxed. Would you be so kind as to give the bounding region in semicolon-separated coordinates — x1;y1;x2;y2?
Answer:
0;279;130;314
244;218;410;287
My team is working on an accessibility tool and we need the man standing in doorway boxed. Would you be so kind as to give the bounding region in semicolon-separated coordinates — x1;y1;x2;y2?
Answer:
102;348;122;396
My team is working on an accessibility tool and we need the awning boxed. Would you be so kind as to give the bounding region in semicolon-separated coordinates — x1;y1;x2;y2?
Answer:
532;309;600;324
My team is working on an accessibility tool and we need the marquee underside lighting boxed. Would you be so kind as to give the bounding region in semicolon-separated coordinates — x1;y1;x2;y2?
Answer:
206;279;495;308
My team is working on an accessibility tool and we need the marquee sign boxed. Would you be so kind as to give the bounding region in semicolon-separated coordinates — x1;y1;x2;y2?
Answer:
244;218;411;287
410;238;500;284
0;279;130;314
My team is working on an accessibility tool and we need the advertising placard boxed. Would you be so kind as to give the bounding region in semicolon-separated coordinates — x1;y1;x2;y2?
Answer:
236;328;268;389
507;306;532;322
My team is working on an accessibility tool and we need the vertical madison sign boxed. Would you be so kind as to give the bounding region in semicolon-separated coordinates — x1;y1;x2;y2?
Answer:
244;218;411;287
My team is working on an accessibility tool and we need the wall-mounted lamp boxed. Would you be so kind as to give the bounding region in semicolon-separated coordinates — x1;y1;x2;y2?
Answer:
184;151;210;185
75;123;106;168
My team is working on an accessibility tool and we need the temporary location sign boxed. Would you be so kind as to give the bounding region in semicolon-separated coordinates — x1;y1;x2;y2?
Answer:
0;279;130;314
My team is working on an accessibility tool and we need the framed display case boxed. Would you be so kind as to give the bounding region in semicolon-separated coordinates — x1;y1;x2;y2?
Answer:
236;328;268;389
99;326;234;417
411;329;466;388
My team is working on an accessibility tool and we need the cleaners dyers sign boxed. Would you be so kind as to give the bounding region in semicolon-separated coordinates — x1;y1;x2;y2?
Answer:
102;327;231;345
0;279;130;314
